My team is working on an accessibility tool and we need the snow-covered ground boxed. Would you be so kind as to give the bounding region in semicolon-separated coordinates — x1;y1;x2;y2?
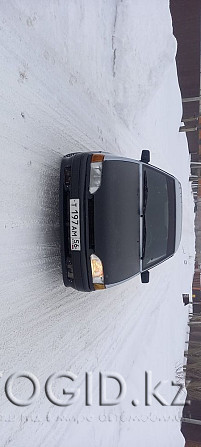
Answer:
0;1;195;446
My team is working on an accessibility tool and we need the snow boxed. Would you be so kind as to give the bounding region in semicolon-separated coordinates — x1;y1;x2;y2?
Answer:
0;1;195;446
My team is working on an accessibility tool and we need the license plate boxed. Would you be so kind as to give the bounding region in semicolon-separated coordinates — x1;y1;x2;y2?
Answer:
70;199;81;251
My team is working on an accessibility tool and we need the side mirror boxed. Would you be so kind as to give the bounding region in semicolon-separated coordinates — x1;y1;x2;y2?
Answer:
141;150;150;164
141;270;149;283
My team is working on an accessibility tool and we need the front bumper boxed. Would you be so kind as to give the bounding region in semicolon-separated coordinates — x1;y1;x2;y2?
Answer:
60;152;94;292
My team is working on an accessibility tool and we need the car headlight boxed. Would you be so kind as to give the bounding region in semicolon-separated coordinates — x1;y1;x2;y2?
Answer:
90;254;105;290
89;154;104;194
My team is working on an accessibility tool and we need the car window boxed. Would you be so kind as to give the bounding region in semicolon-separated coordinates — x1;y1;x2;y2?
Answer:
142;165;176;270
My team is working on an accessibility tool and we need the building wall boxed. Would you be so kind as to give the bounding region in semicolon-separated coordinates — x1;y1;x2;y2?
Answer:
170;0;200;154
170;0;200;97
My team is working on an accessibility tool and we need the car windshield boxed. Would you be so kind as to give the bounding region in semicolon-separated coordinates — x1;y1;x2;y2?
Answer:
141;165;176;270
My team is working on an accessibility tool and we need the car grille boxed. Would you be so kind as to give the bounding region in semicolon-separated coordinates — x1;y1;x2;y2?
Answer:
88;197;95;250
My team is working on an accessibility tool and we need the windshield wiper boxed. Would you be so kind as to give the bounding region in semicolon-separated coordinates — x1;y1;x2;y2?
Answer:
141;215;146;259
141;171;148;260
142;171;148;214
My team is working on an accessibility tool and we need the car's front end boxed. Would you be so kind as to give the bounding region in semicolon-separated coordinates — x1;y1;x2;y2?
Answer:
60;152;141;291
60;152;94;291
60;151;182;292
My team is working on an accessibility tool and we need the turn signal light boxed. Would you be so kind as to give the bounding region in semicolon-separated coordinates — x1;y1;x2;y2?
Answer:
91;153;104;163
94;284;106;290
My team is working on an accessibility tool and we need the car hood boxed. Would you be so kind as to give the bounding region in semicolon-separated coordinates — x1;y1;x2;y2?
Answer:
93;159;140;285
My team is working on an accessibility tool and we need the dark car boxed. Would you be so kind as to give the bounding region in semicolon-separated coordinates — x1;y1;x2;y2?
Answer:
59;151;182;292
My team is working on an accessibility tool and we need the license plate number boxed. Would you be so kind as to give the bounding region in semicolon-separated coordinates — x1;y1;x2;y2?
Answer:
70;199;81;251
